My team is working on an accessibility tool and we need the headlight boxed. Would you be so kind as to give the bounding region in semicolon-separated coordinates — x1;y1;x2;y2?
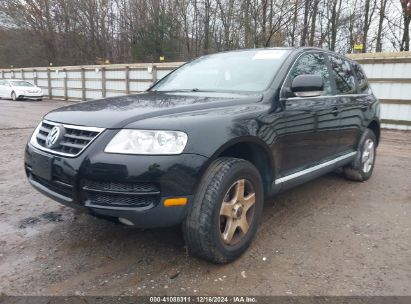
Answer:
105;129;188;155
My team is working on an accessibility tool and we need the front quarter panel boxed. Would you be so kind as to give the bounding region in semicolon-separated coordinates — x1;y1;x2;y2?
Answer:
12;87;23;96
123;103;273;158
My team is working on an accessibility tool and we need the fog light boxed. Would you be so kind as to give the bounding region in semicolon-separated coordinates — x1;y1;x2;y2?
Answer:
164;197;187;207
118;217;134;226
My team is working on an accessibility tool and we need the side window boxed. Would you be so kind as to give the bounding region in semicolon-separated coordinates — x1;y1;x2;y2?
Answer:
288;52;332;96
0;80;5;85
353;64;370;94
329;56;356;94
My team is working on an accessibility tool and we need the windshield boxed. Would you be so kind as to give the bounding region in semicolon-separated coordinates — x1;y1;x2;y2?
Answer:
152;49;290;92
10;81;34;87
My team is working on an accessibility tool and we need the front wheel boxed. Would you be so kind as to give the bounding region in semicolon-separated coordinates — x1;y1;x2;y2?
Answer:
11;91;18;101
182;158;264;263
343;128;377;181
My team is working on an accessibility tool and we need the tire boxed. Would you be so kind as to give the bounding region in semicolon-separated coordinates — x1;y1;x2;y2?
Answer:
182;157;264;263
11;91;17;101
343;128;377;181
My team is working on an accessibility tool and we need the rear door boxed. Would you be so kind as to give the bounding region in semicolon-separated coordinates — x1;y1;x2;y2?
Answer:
276;51;340;177
328;55;367;154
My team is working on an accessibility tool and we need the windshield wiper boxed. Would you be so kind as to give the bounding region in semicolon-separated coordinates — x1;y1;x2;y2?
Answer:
152;88;218;93
167;88;201;92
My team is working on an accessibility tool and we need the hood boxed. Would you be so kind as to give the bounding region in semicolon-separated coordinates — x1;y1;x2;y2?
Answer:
44;91;263;128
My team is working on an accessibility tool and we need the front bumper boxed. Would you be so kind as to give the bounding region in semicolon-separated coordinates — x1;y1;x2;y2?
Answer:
19;94;43;100
24;132;208;228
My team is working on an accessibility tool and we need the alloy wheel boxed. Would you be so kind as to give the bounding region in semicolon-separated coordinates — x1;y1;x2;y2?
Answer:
362;138;375;173
219;179;256;246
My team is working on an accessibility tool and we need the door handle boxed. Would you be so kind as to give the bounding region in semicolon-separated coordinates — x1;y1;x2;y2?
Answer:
331;107;339;116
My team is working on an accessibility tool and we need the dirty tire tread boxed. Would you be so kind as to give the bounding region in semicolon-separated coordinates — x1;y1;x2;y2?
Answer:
183;157;263;264
343;128;377;182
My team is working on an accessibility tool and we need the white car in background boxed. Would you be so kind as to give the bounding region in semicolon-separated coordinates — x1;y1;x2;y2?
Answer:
0;79;43;101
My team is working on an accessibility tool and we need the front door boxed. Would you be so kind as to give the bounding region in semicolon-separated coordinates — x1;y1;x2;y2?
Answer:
276;52;340;178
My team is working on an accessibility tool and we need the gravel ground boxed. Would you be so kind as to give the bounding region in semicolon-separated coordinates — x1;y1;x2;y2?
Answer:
0;99;410;296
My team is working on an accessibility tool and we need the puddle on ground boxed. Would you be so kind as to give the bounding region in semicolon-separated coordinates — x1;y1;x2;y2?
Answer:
18;211;64;229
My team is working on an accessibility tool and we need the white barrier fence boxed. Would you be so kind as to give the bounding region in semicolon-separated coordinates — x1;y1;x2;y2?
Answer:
349;52;411;130
0;62;181;101
1;52;411;130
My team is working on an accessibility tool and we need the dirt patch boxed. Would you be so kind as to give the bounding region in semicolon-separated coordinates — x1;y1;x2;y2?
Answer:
18;217;41;229
40;212;64;223
18;212;64;229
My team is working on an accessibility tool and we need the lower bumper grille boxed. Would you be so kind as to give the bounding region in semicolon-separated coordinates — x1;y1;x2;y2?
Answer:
82;180;160;209
87;192;159;208
83;180;160;193
30;173;73;199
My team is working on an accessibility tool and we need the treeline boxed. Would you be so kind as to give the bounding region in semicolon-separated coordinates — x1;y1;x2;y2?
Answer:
0;0;410;68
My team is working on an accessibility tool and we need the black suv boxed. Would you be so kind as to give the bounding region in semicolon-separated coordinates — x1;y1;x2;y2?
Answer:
25;48;380;263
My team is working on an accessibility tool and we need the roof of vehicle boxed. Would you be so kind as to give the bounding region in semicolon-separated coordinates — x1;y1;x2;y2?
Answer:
201;47;355;62
294;47;359;64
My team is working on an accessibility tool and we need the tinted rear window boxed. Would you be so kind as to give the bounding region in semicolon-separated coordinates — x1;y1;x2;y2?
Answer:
353;64;370;94
329;56;356;95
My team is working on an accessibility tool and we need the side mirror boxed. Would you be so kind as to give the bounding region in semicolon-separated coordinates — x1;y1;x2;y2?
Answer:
291;74;324;98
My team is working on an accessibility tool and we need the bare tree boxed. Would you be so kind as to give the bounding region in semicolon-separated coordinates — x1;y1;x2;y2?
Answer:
361;0;377;52
300;0;310;46
0;0;409;68
400;0;411;51
375;0;388;51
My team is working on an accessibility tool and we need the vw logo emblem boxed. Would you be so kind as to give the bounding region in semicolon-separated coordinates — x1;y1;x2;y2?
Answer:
46;125;65;148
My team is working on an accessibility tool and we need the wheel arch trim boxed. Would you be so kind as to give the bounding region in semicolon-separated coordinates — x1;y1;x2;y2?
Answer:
367;118;381;145
197;136;275;195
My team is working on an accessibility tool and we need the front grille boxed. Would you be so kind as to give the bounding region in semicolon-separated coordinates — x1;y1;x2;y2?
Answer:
82;180;160;209
87;192;159;208
34;120;104;157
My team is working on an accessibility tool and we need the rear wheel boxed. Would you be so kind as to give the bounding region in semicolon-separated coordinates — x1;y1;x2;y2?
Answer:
182;158;264;263
343;128;377;181
11;91;17;101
